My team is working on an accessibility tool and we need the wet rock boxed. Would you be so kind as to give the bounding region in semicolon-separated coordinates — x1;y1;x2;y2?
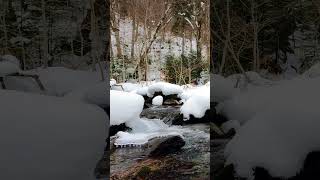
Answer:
109;123;131;137
149;135;185;157
163;98;181;106
140;106;182;125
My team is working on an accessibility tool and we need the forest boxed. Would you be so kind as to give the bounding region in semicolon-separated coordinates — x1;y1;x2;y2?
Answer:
110;0;210;84
0;0;108;75
212;0;320;77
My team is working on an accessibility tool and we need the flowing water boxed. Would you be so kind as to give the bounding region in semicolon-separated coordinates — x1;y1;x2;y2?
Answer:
110;106;210;178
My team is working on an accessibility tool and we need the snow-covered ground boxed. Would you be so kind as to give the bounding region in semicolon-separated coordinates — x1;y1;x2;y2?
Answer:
0;55;108;179
0;90;107;180
213;64;320;179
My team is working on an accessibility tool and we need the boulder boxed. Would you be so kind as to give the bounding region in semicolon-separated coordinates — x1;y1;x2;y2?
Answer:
149;135;185;157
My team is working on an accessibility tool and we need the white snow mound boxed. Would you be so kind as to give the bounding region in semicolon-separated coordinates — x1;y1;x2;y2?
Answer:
110;90;144;126
152;96;163;106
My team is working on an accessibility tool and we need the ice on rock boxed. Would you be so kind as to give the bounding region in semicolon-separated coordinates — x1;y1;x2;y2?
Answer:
152;95;163;106
110;90;144;126
115;118;182;146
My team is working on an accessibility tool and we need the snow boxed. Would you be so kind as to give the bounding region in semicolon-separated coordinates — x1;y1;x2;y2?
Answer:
152;95;163;106
110;90;144;126
221;74;320;178
302;62;320;78
65;82;108;108
0;61;20;77
0;89;107;180
114;118;182;146
147;82;183;97
5;67;104;96
221;120;240;134
1;55;20;67
180;85;210;120
212;74;237;103
110;79;117;86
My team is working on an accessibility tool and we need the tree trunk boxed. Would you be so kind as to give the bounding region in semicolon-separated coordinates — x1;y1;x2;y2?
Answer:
41;0;49;68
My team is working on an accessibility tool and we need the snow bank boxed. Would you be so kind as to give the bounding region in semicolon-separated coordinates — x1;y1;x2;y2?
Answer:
65;82;108;108
224;76;320;178
0;90;107;180
0;61;20;77
1;55;20;67
0;55;21;77
303;62;320;78
152;95;163;106
212;74;237;103
5;67;104;96
180;86;210;120
34;67;103;96
147;82;183;97
110;90;144;126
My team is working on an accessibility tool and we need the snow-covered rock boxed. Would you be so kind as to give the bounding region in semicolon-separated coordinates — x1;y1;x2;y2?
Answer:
147;82;183;97
1;55;20;67
110;90;144;126
212;74;236;103
152;96;163;106
0;61;20;77
180;86;210;120
224;76;320;179
0;90;107;180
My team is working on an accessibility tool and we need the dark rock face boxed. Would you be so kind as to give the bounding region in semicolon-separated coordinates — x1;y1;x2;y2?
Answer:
140;106;183;125
149;135;185;157
109;123;131;137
